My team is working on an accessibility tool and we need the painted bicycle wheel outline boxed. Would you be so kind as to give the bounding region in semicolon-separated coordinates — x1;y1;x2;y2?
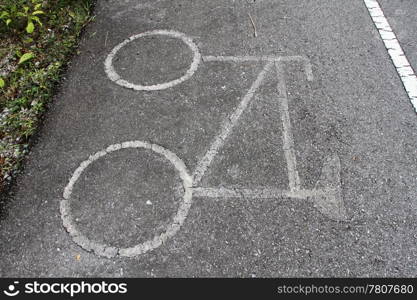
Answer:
104;30;201;91
60;141;193;258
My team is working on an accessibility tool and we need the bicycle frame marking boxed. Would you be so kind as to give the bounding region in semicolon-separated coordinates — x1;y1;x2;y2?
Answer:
192;55;346;222
192;57;304;190
192;60;274;185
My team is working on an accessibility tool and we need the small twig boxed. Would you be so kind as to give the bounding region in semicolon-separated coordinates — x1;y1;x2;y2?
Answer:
248;13;257;37
104;31;109;47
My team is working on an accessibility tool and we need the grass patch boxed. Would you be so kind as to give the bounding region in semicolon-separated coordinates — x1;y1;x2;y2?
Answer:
0;0;94;191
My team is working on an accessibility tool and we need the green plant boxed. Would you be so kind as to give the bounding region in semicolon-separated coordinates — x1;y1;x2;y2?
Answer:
0;0;94;191
0;0;44;34
18;52;35;64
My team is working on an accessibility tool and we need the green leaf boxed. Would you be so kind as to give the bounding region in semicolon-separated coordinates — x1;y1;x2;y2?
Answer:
31;16;42;25
0;78;5;88
6;18;11;26
0;11;9;18
18;52;35;64
26;20;34;33
34;4;42;10
32;10;44;15
23;37;33;43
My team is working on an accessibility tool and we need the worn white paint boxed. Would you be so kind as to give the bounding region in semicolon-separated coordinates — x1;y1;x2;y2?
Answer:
203;55;306;62
192;154;346;221
363;0;417;111
313;154;347;221
66;34;349;258
104;30;201;91
192;62;274;185
203;55;313;81
61;141;193;258
192;186;322;199
192;60;346;221
275;63;301;191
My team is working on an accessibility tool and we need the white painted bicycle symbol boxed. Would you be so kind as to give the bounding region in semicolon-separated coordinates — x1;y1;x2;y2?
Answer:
60;30;347;258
